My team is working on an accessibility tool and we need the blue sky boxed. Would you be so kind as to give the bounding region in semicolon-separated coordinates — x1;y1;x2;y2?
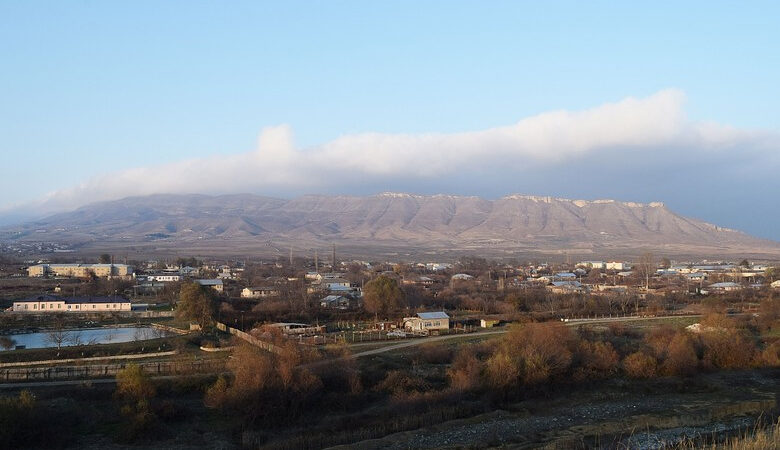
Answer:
1;1;779;239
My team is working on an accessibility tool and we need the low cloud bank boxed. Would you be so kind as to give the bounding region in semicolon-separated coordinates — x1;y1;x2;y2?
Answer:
3;89;778;237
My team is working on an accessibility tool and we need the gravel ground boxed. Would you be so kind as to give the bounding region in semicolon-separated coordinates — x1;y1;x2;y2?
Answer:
329;372;778;450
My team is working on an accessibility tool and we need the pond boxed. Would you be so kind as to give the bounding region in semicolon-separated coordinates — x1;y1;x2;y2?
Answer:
0;326;174;351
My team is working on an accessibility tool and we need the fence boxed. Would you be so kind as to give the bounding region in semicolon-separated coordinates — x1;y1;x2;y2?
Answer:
0;358;224;382
215;322;281;354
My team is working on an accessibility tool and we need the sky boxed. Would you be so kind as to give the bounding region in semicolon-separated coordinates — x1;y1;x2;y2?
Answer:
1;1;779;239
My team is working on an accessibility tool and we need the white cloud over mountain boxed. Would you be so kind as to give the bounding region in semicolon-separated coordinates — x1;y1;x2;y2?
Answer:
4;89;778;237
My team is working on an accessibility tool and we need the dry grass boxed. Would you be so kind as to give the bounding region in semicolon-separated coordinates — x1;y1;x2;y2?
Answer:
676;419;780;449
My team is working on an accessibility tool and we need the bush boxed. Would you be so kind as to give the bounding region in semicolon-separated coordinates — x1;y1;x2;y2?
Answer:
623;351;657;378
574;340;619;379
661;332;698;376
414;343;454;365
700;329;756;369
115;364;158;441
448;347;484;391
761;341;780;366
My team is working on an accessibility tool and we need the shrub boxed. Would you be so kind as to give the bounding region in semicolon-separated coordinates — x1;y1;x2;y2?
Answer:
661;332;698;376
448;347;484;391
623;351;657;378
761;341;780;366
700;329;756;369
575;340;620;378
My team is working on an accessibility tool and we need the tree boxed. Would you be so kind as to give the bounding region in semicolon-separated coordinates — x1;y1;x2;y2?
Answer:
116;364;156;401
362;275;405;318
115;364;157;440
0;336;16;351
636;252;655;291
176;282;218;330
44;316;76;350
204;343;321;427
485;323;574;389
99;253;112;264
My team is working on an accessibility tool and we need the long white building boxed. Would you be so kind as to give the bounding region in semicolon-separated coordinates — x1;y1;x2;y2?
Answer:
27;264;134;279
11;295;132;313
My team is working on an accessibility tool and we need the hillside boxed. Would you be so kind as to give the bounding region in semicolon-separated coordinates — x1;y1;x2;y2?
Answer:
2;193;778;259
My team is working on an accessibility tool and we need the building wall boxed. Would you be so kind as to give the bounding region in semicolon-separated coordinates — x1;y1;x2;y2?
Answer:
404;317;449;331
12;301;131;312
28;264;133;278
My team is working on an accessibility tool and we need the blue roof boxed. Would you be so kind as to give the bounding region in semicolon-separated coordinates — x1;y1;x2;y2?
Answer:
417;311;449;319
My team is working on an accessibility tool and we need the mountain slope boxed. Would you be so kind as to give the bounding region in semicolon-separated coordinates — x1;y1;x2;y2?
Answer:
2;193;777;258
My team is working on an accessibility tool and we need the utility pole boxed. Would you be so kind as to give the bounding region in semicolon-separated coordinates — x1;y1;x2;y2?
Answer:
314;249;319;273
289;246;293;267
332;243;337;270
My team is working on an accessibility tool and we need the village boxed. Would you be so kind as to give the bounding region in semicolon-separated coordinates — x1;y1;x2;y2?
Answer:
3;253;779;343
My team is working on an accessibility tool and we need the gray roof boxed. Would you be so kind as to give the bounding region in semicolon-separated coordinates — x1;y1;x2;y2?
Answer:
417;311;449;319
17;295;128;304
196;279;223;286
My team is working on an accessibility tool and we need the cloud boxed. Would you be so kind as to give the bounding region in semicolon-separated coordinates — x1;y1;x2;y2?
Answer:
4;89;778;233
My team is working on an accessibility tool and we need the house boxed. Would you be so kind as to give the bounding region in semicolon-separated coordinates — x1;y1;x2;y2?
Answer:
707;282;742;293
241;286;280;298
403;311;450;334
268;322;326;336
771;280;780;289
179;266;200;277
319;295;352;309
606;262;632;271
425;263;453;271
403;276;434;287
578;261;606;270
685;272;707;281
323;278;351;289
307;272;346;282
12;295;131;313
554;272;577;280
480;319;499;328
547;280;584;294
195;279;224;293
451;273;474;281
146;273;182;282
308;277;355;294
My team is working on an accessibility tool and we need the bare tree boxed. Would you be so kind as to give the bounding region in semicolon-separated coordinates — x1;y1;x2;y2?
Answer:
636;252;656;291
45;322;75;350
0;336;17;350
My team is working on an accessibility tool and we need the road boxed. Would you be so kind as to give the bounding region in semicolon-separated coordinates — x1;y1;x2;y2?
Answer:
341;314;702;360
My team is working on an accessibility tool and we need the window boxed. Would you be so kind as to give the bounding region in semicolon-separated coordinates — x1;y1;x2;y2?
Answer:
92;305;96;309
24;304;28;310
58;304;61;309
67;305;71;310
41;304;44;309
75;305;79;309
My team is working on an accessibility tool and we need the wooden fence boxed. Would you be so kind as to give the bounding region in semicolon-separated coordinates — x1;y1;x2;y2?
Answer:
215;322;281;354
0;358;224;382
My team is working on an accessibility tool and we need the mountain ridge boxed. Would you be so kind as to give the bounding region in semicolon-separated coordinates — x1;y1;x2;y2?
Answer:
1;193;777;259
